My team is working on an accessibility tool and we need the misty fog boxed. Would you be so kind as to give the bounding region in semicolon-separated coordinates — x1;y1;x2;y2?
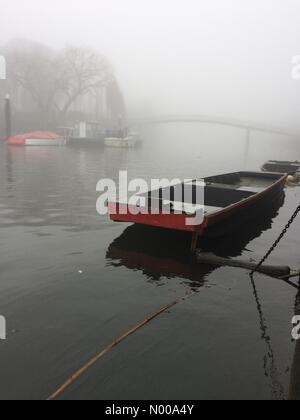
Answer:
1;1;300;402
1;0;300;132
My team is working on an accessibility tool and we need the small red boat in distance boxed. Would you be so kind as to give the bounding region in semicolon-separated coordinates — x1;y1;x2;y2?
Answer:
7;131;66;146
108;171;287;251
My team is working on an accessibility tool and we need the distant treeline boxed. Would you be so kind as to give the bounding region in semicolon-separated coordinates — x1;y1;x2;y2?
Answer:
0;39;126;138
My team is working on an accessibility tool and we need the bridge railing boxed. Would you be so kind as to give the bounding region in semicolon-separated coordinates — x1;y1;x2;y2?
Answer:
130;115;297;138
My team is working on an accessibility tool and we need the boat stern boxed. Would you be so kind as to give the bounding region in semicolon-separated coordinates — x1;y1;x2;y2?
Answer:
108;201;205;233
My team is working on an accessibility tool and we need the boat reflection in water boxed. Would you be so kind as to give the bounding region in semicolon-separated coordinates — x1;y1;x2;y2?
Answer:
106;193;286;290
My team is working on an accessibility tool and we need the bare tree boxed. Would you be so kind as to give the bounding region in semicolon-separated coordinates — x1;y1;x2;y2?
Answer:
2;40;114;126
55;46;112;119
4;40;59;117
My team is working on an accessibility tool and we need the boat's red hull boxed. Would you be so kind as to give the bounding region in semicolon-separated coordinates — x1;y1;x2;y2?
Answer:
108;173;287;238
109;203;197;232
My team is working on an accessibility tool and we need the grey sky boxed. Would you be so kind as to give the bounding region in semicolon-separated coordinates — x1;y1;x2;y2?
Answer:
1;0;300;128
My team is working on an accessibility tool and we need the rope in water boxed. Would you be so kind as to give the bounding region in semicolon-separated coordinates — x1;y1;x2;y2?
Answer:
47;292;196;401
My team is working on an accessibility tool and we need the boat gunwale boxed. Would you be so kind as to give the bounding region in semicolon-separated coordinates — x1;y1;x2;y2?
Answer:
108;171;288;232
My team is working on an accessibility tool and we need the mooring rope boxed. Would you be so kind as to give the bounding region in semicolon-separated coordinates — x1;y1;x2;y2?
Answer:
47;292;196;401
251;203;300;276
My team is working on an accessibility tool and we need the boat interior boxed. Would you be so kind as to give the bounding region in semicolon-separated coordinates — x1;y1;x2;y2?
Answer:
139;172;284;215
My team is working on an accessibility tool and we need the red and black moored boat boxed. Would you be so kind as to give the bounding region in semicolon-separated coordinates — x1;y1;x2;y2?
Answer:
108;171;287;251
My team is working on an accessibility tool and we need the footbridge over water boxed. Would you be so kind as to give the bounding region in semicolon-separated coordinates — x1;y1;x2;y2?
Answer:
130;115;297;139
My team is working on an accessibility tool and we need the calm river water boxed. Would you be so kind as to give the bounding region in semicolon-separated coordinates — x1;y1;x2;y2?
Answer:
0;123;299;400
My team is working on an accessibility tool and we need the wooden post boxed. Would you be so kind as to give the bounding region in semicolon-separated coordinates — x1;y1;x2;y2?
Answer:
5;94;11;139
289;341;300;400
289;284;300;400
196;252;291;277
191;231;199;252
191;221;208;253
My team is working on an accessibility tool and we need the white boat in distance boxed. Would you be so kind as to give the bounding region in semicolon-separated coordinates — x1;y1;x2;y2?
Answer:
24;138;66;146
104;129;141;148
